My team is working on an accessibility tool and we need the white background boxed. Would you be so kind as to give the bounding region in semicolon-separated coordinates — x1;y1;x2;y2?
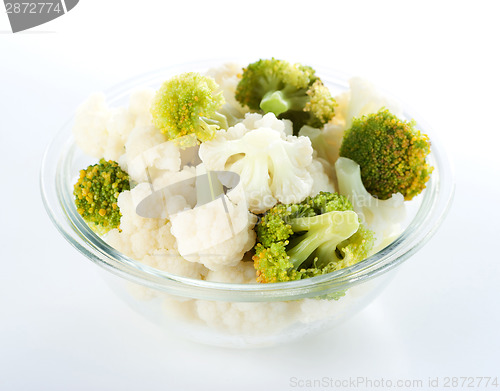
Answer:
1;1;500;390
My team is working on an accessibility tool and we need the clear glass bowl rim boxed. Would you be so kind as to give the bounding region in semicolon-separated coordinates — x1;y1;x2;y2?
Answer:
40;59;455;302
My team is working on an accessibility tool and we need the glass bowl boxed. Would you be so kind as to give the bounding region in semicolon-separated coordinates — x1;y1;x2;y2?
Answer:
40;60;455;348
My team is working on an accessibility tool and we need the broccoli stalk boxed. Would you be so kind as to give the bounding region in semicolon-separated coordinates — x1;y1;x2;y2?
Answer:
235;58;336;134
286;210;360;269
150;72;228;144
260;87;308;116
73;159;130;234
253;192;374;283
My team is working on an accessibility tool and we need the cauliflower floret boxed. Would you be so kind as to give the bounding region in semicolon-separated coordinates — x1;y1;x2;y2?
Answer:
73;89;155;162
104;107;134;160
145;166;198;216
123;123;182;183
73;93;116;159
104;194;207;279
169;177;257;271
140;251;208;279
204;260;257;283
297;296;352;324
128;88;155;127
199;113;317;213
122;88;200;183
162;296;199;324
335;77;403;131
242;112;293;135
205;62;249;126
160;260;260;333
311;122;345;168
124;166;197;223
105;184;170;260
195;300;301;336
106;223;207;280
105;174;207;281
335;157;406;247
306;158;336;196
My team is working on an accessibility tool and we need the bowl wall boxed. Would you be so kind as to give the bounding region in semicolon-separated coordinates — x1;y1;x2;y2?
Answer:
100;267;397;348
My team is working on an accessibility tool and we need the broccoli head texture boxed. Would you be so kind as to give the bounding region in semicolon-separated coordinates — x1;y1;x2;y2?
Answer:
150;72;228;144
73;159;130;234
252;192;374;283
339;109;433;200
235;58;336;134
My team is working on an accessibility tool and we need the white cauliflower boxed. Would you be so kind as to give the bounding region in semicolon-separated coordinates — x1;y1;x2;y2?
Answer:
300;123;345;171
169;173;257;271
335;77;403;131
158;274;376;340
159;262;259;337
73;89;155;162
105;178;208;280
121;88;202;184
205;62;249;125
124;124;181;183
128;88;156;126
73;93;117;159
204;260;257;284
306;158;336;196
140;251;207;279
200;113;324;214
194;299;301;336
134;166;198;219
105;184;171;260
241;111;293;136
335;157;406;247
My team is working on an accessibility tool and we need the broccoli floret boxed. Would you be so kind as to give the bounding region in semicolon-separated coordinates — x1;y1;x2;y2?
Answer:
150;72;228;144
339;109;433;201
235;58;336;134
73;159;130;234
253;192;374;283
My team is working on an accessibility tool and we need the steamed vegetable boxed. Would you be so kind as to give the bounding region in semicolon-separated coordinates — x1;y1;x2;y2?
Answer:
199;113;333;214
73;159;130;234
335;156;406;246
235;58;336;134
72;60;433;289
339;109;433;200
150;72;228;143
253;192;374;283
169;165;257;271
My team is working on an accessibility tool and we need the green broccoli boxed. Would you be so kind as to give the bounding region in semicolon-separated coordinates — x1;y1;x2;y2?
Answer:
73;159;130;234
235;58;336;134
150;72;228;144
253;192;374;283
339;109;433;200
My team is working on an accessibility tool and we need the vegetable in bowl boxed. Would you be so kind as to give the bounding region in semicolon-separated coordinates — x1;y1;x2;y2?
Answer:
253;192;374;283
40;58;451;347
235;58;337;134
150;72;228;144
339;109;433;201
73;159;130;235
